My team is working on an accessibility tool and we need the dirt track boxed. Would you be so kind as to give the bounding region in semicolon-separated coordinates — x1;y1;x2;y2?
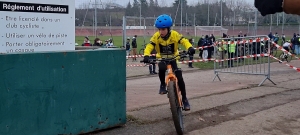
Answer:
91;59;300;135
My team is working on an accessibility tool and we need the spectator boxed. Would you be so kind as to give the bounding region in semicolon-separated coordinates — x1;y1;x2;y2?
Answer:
268;32;273;40
131;35;137;62
253;38;261;60
188;38;194;68
197;35;205;59
108;38;114;47
273;33;279;44
291;33;297;54
93;38;103;46
282;34;286;43
207;36;213;59
202;35;209;61
82;36;91;46
125;37;131;60
236;36;244;63
210;34;216;56
104;40;109;47
211;34;216;42
218;34;227;68
295;34;300;55
228;38;236;67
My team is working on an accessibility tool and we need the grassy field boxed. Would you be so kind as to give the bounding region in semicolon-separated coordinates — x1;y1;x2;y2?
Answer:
75;35;204;51
76;36;151;50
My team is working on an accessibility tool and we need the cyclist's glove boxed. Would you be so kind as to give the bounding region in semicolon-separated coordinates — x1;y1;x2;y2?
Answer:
188;47;195;55
143;56;150;63
255;0;283;16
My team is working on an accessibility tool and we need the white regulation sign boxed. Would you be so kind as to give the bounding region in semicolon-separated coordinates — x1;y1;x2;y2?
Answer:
0;0;75;54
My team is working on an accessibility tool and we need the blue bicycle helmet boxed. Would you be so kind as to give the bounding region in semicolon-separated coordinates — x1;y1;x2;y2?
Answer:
155;14;173;28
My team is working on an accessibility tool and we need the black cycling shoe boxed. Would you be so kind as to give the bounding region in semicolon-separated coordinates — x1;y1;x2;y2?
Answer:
183;98;190;111
159;84;168;95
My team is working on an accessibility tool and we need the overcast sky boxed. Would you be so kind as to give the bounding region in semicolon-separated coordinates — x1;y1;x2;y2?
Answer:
76;0;255;7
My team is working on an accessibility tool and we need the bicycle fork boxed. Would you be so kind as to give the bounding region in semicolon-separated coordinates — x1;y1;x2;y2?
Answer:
166;74;183;108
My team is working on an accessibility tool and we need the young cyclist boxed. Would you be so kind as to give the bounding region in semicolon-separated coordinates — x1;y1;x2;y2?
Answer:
279;40;292;63
142;14;195;111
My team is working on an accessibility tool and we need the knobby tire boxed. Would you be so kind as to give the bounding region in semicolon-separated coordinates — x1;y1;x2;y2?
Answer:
167;81;184;135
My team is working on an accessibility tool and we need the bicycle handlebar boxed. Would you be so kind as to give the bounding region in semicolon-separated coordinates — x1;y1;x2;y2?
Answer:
140;52;189;64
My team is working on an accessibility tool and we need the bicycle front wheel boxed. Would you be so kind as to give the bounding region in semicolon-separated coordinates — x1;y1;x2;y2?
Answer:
286;54;292;62
167;81;184;135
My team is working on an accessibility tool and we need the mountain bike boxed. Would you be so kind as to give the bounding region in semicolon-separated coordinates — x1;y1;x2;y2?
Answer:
278;47;292;63
140;53;188;135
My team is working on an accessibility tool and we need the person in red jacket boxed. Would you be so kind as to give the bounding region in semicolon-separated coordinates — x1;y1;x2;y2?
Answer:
82;36;91;46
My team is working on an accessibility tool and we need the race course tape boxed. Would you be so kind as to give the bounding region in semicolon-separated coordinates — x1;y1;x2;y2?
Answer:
126;44;215;58
126;53;269;67
127;38;269;58
269;55;300;72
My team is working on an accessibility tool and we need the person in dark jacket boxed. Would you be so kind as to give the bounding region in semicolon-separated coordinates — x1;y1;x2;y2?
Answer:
211;34;216;42
291;33;297;54
268;32;273;40
197;35;205;58
207;36;213;59
294;34;300;55
208;34;215;59
131;35;138;62
93;38;103;46
188;38;194;68
282;34;286;43
125;37;131;60
201;35;209;60
253;38;261;60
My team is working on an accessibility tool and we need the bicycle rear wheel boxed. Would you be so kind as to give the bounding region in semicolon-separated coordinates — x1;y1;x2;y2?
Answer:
167;81;184;135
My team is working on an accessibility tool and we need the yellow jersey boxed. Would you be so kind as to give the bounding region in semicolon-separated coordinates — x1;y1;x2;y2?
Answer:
144;30;192;58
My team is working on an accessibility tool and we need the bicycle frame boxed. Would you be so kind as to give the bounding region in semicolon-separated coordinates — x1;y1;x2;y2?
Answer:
165;64;183;108
141;54;187;108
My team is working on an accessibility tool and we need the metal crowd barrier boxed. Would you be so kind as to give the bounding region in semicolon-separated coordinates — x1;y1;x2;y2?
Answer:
213;35;276;86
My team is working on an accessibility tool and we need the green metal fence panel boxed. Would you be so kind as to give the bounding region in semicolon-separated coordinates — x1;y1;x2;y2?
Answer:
0;49;126;135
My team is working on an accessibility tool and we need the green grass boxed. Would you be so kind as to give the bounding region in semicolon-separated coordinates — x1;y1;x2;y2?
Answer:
76;36;151;51
75;35;204;52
